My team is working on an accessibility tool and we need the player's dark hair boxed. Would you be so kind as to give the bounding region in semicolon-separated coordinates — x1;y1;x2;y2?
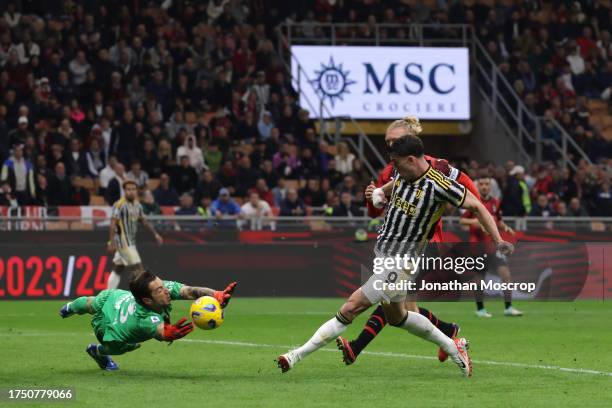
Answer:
129;270;157;304
122;180;138;189
387;134;424;158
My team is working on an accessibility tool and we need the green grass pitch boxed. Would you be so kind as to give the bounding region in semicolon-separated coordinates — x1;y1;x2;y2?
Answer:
1;299;611;407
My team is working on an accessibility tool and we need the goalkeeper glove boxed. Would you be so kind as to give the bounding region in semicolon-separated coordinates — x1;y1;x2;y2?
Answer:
213;281;237;308
162;317;194;341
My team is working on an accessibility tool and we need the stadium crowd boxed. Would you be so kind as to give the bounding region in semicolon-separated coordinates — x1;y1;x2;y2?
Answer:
0;1;609;219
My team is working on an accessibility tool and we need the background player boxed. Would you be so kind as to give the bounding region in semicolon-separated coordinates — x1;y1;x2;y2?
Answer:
338;116;481;365
60;270;237;371
460;177;523;317
107;180;163;289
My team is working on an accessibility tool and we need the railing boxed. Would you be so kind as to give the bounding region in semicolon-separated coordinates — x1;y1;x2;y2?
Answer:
278;22;472;47
1;216;610;233
278;22;593;171
472;37;593;171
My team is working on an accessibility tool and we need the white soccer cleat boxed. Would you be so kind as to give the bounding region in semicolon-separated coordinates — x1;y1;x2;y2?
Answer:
449;337;472;377
504;306;523;317
475;309;492;318
276;350;300;373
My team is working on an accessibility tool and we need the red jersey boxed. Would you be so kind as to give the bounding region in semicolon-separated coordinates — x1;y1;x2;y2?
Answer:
366;155;480;242
462;195;501;243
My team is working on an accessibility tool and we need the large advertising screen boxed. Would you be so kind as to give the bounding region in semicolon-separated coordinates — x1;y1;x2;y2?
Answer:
291;45;470;120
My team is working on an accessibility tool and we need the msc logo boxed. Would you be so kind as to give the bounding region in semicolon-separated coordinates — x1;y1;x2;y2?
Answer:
310;56;356;107
364;63;457;95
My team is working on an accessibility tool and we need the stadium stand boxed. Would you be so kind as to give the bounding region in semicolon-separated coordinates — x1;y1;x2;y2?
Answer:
0;0;609;220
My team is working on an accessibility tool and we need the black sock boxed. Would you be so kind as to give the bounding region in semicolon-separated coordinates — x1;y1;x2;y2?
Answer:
504;290;512;309
476;301;485;311
350;305;387;356
418;307;456;338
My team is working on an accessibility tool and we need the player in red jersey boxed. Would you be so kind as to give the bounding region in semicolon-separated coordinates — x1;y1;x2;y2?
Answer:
460;177;523;317
337;116;481;365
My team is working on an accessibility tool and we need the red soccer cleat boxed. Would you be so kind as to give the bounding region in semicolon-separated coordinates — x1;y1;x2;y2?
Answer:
438;323;460;362
336;337;357;365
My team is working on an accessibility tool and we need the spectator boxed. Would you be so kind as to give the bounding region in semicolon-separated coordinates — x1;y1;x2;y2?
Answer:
556;201;568;217
154;173;180;206
68;51;91;86
173;155;198;195
65;138;89;177
141;190;161;215
3;3;20;29
8;116;31;147
299;178;326;207
195;170;222;204
336;175;359;197
241;191;273;230
85;138;106;177
235;156;259;196
32;174;51;207
567;197;589;217
49;162;72;205
69;176;90;205
280;188;306;216
204;143;223;174
111;110;138;166
297;147;319;179
176;134;205;173
175;193;197;216
250;141;270;169
261;159;279;188
1;144;35;204
139;138;161;178
592;181;611;216
258;111;274;140
350;159;371;190
530;194;556;217
98;155;118;196
331;192;362;217
211;188;241;219
126;160;149;189
105;163;126;205
0;181;18;207
197;196;213;218
502;165;529;216
250;178;275;207
272;177;288;207
335;142;355;174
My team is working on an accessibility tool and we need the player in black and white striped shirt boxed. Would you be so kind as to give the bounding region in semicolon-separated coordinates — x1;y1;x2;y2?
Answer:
277;133;514;377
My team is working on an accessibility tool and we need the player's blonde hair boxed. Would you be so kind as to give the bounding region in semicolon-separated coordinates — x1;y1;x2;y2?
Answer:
386;116;423;136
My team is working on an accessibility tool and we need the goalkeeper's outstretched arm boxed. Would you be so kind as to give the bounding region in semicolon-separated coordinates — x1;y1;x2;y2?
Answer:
179;282;238;307
179;285;215;300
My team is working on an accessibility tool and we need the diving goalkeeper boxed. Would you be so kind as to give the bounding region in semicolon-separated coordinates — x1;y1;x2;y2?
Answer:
60;270;237;371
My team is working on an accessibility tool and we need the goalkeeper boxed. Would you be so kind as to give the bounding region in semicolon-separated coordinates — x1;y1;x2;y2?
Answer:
60;270;237;371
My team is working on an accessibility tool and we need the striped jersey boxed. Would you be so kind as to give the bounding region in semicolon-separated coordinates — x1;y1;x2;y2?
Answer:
375;164;466;257
112;198;144;248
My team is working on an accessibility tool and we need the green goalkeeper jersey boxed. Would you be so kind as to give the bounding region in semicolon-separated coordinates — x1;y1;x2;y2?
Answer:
93;281;184;344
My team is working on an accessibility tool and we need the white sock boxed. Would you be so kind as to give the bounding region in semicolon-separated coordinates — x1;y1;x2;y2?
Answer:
107;271;121;289
400;311;455;354
295;317;348;360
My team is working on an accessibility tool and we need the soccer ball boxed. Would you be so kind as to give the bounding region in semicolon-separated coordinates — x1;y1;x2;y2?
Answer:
190;296;224;330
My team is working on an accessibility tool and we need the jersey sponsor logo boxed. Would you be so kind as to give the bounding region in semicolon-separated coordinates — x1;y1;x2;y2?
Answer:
150;316;160;324
390;192;418;216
